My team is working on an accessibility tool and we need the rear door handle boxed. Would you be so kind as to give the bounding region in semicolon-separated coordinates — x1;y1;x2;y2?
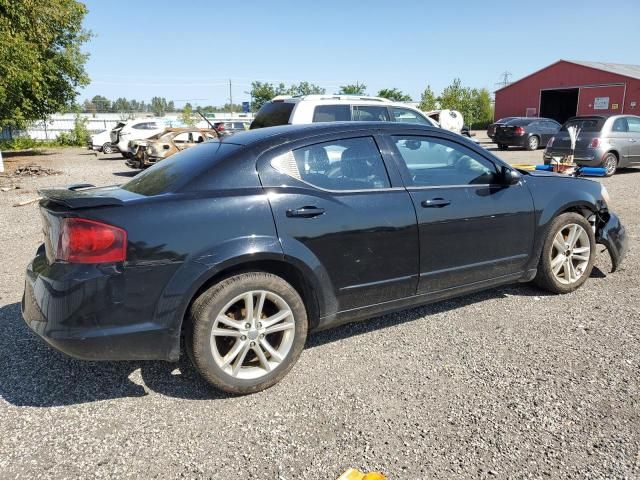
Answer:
421;198;451;208
629;139;637;143
286;206;325;218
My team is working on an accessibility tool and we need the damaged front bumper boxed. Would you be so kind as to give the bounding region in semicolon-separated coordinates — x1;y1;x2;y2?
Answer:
596;211;628;272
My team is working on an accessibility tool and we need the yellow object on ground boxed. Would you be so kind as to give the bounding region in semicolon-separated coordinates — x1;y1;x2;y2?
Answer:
510;164;536;170
337;468;387;480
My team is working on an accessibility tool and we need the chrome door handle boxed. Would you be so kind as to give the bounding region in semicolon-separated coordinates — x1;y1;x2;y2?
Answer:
286;206;325;218
421;198;451;208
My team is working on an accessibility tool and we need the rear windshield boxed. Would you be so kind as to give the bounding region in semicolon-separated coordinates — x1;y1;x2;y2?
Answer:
561;117;605;132
122;142;236;196
250;102;295;129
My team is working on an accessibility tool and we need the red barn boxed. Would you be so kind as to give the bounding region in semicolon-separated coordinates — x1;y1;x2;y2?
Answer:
494;60;640;124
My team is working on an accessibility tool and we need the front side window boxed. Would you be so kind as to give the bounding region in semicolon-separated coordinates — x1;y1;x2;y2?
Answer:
271;137;390;191
312;105;351;122
352;106;390;122
392;136;499;187
391;107;431;125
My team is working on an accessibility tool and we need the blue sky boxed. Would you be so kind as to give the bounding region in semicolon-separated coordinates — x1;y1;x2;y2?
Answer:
80;0;640;106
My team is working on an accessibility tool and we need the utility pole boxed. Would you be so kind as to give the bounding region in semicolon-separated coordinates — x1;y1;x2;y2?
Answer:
229;79;233;109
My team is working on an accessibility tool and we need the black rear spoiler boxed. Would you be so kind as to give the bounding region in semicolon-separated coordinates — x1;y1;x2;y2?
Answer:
38;184;126;209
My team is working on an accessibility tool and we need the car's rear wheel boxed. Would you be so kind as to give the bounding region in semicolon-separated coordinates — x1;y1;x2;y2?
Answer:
498;143;508;150
102;143;113;154
187;272;308;394
526;135;539;151
534;212;595;294
602;153;618;177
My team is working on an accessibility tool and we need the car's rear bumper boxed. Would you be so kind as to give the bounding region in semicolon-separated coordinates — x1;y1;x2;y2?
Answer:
21;248;180;361
543;150;600;166
596;211;628;272
494;135;527;147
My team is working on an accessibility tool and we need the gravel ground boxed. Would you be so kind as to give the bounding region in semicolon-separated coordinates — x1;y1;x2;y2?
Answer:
0;141;638;479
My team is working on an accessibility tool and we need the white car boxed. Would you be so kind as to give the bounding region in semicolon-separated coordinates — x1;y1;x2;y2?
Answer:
87;129;116;154
110;119;165;158
250;95;440;129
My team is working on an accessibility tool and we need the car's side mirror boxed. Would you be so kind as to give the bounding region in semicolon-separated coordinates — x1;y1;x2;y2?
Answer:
501;166;521;185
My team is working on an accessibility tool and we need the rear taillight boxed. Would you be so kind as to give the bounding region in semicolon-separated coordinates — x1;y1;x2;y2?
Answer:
547;136;555;148
588;138;601;149
57;218;127;263
514;126;525;136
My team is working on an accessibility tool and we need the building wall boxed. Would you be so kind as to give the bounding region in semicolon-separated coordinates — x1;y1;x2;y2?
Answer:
494;61;640;120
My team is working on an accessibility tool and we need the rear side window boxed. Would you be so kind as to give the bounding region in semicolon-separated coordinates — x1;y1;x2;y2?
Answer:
312;105;351;122
612;117;629;132
353;106;390;122
561;118;605;132
250;102;295;129
506;118;533;126
122;142;237;195
271;137;390;191
391;107;432;125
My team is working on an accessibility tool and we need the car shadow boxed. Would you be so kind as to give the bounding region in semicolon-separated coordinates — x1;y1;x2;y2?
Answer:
0;278;600;407
112;171;138;177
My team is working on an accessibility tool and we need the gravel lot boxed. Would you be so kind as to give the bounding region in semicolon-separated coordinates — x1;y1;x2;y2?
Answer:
0;136;638;479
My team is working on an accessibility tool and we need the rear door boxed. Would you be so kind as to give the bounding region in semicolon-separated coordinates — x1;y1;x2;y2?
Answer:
385;133;535;293
258;134;419;313
625;117;640;164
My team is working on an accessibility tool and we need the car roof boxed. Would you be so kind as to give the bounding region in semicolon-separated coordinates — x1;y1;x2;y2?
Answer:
272;94;393;104
221;122;443;147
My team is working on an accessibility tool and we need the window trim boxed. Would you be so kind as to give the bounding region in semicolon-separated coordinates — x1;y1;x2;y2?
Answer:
385;133;505;188
268;135;398;193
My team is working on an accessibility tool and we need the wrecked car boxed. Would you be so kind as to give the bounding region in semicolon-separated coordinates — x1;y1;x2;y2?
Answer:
125;127;219;169
22;122;627;394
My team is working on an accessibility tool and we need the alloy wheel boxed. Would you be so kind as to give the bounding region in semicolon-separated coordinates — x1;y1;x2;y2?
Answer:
102;143;113;154
603;155;617;176
549;223;591;285
210;290;296;380
528;136;539;150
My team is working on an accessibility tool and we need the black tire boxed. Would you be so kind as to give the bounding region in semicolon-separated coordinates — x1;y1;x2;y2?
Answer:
498;143;508;150
102;143;113;154
534;212;596;294
187;272;308;394
526;135;539;151
601;152;618;177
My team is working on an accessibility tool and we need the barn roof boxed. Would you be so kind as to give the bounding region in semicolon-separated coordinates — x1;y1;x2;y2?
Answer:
567;60;640;81
496;59;640;93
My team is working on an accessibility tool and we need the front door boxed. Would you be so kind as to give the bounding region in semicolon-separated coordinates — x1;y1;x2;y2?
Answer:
258;135;419;313
385;134;535;293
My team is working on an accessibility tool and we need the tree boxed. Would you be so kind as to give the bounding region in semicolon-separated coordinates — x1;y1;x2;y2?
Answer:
439;78;467;112
377;88;411;102
150;96;168;116
289;82;325;96
82;99;96;116
0;0;91;128
418;85;438;111
167;100;175;112
339;83;366;95
180;103;196;126
249;81;289;111
90;95;110;112
111;97;130;113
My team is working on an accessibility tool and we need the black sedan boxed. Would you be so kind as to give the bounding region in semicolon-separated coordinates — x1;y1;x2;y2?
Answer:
22;122;627;394
494;117;561;151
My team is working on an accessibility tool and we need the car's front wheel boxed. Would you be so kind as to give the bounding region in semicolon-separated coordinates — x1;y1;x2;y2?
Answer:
534;212;595;294
497;143;508;150
102;143;113;154
187;272;308;394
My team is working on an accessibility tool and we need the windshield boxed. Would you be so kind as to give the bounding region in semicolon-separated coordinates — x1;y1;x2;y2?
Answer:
561;117;605;132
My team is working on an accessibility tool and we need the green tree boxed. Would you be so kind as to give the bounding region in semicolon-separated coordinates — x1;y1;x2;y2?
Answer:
418;85;438;111
90;95;110;112
0;0;90;128
249;81;289;111
181;103;195;126
439;78;467;112
167;100;175;112
339;83;366;95
377;88;412;102
112;97;130;113
150;96;168;116
82;99;96;116
289;81;326;96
